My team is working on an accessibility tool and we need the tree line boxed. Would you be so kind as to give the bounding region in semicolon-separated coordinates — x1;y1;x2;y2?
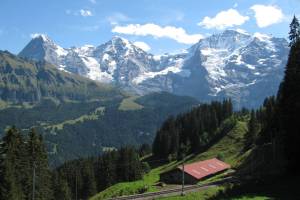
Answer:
152;99;233;159
0;127;52;200
0;127;146;200
234;15;300;175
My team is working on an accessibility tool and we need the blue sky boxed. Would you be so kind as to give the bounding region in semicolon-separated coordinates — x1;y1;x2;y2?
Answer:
0;0;299;54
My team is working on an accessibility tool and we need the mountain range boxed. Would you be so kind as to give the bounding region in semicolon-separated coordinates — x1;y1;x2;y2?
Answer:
0;50;198;166
19;30;289;108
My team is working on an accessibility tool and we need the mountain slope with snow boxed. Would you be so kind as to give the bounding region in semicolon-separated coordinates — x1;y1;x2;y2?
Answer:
19;30;289;108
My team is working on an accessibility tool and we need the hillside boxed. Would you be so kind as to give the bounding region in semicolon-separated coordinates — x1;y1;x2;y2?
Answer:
0;51;199;166
90;117;250;200
0;93;198;167
0;50;121;103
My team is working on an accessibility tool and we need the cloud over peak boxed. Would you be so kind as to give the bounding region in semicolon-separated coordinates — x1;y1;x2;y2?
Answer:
112;23;203;44
250;5;284;28
133;41;151;51
198;9;249;30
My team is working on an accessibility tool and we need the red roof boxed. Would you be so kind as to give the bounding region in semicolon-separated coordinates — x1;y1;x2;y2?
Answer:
178;158;230;180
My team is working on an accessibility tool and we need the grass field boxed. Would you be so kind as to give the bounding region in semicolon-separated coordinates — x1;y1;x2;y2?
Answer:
189;120;249;168
90;160;180;200
90;118;251;200
44;106;105;131
118;96;144;111
158;188;271;200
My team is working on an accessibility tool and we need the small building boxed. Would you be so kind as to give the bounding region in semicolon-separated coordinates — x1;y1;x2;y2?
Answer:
160;158;230;184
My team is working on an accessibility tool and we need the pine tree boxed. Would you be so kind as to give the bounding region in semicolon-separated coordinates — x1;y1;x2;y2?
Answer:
245;110;259;148
26;129;53;200
0;127;25;200
289;15;300;47
52;171;71;200
81;161;97;199
277;39;300;172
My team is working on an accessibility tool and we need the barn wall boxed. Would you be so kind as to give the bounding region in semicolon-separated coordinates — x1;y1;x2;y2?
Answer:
160;169;198;184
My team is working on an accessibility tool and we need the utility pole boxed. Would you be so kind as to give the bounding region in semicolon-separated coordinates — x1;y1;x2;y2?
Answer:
181;157;185;196
32;162;36;200
75;170;78;200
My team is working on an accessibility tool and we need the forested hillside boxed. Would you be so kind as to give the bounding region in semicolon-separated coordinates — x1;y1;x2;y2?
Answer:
0;51;199;166
152;99;233;159
0;50;121;103
0;127;146;200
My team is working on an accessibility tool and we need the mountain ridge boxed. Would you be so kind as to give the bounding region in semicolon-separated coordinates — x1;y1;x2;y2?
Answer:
18;30;289;108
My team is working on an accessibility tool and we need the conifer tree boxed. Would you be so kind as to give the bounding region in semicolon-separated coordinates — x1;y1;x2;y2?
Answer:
289;15;300;47
0;127;25;200
52;171;71;200
277;38;300;172
245;110;259;148
81;161;97;199
26;129;53;200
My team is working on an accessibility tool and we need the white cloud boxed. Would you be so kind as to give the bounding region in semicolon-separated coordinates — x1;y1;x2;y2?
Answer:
133;41;151;51
250;5;284;28
233;3;238;8
66;9;93;17
106;13;131;25
198;9;249;29
80;9;93;17
112;23;203;44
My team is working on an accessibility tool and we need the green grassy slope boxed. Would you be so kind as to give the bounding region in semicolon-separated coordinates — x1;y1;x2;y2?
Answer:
118;96;143;111
189;120;248;168
90;117;250;200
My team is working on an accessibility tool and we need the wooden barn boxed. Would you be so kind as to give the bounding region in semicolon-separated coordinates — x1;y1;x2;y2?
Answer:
160;158;230;184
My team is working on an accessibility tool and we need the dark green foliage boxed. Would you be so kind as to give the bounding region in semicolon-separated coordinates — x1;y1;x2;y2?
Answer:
26;129;53;200
255;96;278;145
289;15;300;47
245;110;260;148
52;171;71;200
117;146;143;181
0;127;25;200
138;143;152;157
277;39;300;172
152;99;233;159
0;92;198;167
56;146;144;199
81;161;97;199
0;127;53;200
242;20;300;175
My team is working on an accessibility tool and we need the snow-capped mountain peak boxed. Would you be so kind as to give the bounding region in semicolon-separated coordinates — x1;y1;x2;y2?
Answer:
253;32;273;41
18;30;289;108
30;33;52;43
19;34;68;63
